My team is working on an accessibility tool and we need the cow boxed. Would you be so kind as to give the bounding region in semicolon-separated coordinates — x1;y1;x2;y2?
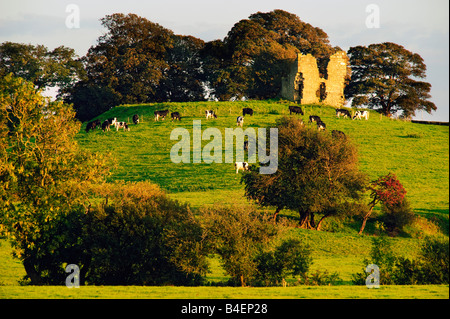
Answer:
132;114;139;124
154;110;169;121
114;121;130;131
317;121;326;131
332;130;346;139
289;105;304;116
102;120;111;132
107;118;117;125
85;119;101;132
243;141;248;151
336;108;351;118
171;112;181;121
236;116;244;127
353;110;369;120
205;110;217;119
243;108;254;116
234;161;249;174
309;115;322;124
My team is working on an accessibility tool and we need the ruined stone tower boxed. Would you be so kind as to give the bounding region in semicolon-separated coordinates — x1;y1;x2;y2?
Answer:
280;51;349;108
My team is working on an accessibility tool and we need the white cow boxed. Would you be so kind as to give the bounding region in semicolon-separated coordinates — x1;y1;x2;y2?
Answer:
234;162;249;174
353;110;369;120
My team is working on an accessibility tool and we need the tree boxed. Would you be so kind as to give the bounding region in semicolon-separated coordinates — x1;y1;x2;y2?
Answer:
345;42;437;118
358;173;407;235
157;35;206;102
0;74;109;284
0;42;84;94
67;13;175;120
242;117;367;229
201;205;279;287
203;9;336;100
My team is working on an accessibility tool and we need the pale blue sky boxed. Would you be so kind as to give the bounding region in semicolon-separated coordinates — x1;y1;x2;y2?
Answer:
1;0;448;121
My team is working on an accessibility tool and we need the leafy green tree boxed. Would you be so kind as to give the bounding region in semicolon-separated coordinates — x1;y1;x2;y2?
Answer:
242;117;367;229
0;42;84;93
345;42;437;118
83;182;209;286
0;74;109;284
202;205;279;287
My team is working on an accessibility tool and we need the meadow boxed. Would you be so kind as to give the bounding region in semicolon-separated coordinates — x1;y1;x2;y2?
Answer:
1;100;448;299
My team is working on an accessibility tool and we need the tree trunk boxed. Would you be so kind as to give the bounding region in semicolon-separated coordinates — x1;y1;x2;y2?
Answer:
358;206;374;235
299;210;315;229
273;207;281;222
23;258;43;285
316;214;330;231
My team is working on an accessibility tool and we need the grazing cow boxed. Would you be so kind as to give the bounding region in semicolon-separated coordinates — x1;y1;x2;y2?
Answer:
234;161;249;174
332;130;346;139
85;119;101;132
289;105;304;116
243;108;254;116
154;110;169;121
309;115;322;124
102;120;110;132
353;110;369;120
317;121;326;131
205;110;217;119
336;108;351;118
132;114;139;124
171;112;181;121
236;116;244;127
114;121;130;131
107;118;117;125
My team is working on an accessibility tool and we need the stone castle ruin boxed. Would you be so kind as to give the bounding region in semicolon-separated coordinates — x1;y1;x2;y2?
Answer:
280;51;349;108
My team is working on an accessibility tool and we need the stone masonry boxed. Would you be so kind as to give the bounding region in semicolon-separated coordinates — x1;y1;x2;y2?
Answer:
280;51;349;108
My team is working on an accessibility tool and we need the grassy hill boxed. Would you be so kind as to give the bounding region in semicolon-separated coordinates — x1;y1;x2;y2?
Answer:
1;100;448;298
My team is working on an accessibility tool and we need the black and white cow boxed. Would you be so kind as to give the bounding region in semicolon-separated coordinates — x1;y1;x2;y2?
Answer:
289;105;304;116
106;118;117;125
332;130;346;139
309;115;322;124
102;120;110;132
205;110;217;119
243;108;254;116
317;121;326;131
114;121;130;131
353;110;369;120
234;161;249;174
171;112;181;121
132;114;139;124
236;116;244;127
154;110;169;121
336;108;351;118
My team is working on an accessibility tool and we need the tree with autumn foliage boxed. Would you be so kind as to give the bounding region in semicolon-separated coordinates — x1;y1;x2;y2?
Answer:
359;173;407;235
0;74;110;284
203;9;339;100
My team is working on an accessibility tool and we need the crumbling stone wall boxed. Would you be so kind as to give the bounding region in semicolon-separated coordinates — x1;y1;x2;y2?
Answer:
281;51;349;108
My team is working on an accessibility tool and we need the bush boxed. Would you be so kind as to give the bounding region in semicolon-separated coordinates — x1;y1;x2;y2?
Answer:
352;236;449;285
84;182;209;285
381;197;415;236
255;239;312;286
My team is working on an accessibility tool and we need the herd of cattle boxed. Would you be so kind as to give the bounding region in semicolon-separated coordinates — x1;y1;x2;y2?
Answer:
85;104;369;174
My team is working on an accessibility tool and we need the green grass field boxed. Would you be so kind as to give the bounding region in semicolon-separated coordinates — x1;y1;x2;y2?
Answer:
1;100;448;299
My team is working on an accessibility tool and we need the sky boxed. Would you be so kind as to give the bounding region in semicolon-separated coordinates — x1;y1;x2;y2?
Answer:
0;0;448;121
